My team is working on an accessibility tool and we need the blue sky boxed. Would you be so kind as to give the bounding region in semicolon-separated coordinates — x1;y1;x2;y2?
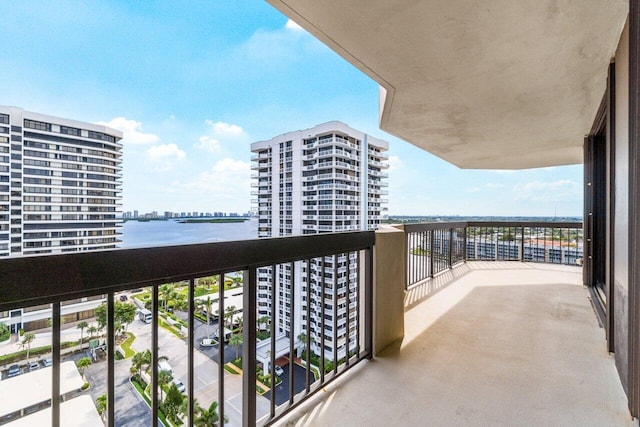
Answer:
0;1;583;217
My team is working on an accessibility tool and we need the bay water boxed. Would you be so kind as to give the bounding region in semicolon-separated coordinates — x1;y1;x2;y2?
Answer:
120;218;258;248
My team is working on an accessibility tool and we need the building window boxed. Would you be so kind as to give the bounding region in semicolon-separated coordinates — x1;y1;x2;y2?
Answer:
60;126;81;136
24;119;52;132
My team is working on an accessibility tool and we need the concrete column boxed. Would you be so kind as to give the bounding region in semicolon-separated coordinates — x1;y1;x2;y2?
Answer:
373;226;405;355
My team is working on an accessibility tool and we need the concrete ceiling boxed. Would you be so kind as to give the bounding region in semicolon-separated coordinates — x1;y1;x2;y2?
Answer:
267;0;628;169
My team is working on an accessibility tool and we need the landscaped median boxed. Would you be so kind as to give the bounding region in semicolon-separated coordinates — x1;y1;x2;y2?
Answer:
224;358;282;395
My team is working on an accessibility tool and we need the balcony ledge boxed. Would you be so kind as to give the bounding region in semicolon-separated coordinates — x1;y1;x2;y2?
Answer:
277;262;632;426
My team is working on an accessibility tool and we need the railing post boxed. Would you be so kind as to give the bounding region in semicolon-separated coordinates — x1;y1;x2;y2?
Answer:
429;229;435;277
365;246;374;358
151;286;159;426
52;301;61;427
242;268;257;427
463;226;468;261
187;279;195;426
107;293;115;427
520;226;525;262
448;228;453;268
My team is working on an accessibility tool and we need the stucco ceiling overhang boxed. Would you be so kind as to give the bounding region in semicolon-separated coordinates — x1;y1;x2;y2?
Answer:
267;0;628;169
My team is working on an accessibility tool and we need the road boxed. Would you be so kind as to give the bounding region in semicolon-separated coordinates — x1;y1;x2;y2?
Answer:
126;314;271;426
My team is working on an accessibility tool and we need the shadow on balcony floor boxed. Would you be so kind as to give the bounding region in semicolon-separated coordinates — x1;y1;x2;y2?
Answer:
281;262;632;426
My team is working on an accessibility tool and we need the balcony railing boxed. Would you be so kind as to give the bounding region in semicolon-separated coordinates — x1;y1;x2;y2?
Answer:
0;232;374;427
405;221;583;288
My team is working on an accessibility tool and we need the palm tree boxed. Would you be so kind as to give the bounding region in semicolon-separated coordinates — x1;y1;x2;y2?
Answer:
229;333;242;361
231;273;243;287
77;321;89;344
96;394;107;421
158;369;173;402
297;332;307;357
87;325;98;338
197;296;213;339
159;284;173;310
77;357;92;379
19;333;35;362
224;306;237;329
131;349;151;377
194;400;227;426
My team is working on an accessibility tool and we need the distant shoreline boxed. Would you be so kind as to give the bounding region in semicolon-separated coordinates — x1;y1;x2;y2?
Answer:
178;218;249;224
122;217;250;223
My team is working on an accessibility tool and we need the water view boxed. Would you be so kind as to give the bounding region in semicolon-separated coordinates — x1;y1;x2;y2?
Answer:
120;218;258;248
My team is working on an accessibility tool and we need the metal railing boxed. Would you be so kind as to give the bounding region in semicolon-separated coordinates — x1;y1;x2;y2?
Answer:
0;231;374;426
405;221;583;288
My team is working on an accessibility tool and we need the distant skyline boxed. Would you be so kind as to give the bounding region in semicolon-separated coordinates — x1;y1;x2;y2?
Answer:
0;1;583;217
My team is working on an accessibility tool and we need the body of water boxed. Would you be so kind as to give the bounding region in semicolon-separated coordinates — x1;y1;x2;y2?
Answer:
120;218;258;248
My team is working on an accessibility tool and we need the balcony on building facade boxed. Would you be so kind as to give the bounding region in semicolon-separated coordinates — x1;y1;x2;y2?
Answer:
1;220;628;426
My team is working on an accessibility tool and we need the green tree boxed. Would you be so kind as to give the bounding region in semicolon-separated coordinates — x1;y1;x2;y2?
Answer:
229;333;242;361
115;303;137;334
96;301;137;336
224;305;237;329
87;325;98;338
95;304;107;330
297;332;307;357
19;332;35;362
131;349;151;377
194;400;227;426
257;315;270;332
77;357;92;379
77;321;89;344
96;394;107;421
172;292;188;312
158;369;173;402
231;273;243;287
159;284;173;310
163;383;184;422
205;297;214;338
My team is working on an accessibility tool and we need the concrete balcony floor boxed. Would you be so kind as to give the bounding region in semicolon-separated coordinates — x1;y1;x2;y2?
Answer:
281;262;633;426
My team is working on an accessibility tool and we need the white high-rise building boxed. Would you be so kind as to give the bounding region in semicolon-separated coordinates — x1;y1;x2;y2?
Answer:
0;106;122;333
251;121;388;360
0;106;122;257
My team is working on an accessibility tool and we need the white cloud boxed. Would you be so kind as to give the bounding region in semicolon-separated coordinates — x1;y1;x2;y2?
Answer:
387;155;402;171
195;135;222;153
147;143;186;171
513;179;581;202
175;158;251;201
204;120;245;137
285;19;304;32
98;117;159;144
195;121;247;153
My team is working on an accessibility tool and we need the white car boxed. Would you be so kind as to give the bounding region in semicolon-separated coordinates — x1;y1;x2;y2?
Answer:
173;378;185;393
274;366;284;376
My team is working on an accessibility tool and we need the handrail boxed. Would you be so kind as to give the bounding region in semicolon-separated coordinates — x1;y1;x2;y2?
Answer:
404;221;584;289
0;231;374;311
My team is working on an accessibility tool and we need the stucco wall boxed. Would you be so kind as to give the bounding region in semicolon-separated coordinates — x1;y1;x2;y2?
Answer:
614;18;630;394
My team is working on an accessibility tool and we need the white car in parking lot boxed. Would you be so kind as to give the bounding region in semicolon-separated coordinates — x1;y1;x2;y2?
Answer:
173;378;185;393
274;366;284;376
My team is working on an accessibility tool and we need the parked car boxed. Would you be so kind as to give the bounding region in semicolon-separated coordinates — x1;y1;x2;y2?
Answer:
7;364;20;378
28;362;39;372
173;378;185;393
42;358;52;367
274;366;284;376
119;295;128;301
158;360;173;376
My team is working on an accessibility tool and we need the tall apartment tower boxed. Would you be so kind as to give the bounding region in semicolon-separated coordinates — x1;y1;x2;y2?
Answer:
0;106;122;257
251;121;388;360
